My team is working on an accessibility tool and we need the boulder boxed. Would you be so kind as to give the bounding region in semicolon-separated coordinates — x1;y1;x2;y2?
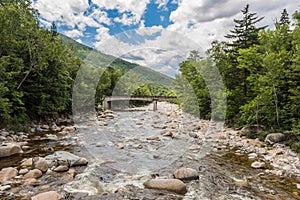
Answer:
44;151;88;167
31;191;62;200
173;167;198;180
0;167;18;183
32;157;48;173
265;133;286;145
23;169;43;179
143;179;187;195
0;143;23;158
62;126;76;133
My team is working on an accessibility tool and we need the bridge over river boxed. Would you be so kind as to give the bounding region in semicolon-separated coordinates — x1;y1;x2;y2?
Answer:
102;96;177;111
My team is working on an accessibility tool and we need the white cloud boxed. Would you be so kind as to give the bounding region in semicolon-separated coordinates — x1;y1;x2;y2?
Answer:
64;29;83;38
114;13;137;26
92;0;150;25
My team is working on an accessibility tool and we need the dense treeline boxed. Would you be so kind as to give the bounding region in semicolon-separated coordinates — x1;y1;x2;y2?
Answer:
175;5;300;150
0;0;81;128
0;0;175;129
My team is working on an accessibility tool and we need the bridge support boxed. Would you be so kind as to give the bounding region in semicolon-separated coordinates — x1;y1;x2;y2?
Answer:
103;100;111;110
153;99;158;111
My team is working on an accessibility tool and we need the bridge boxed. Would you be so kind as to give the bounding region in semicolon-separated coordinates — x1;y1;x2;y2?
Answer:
102;96;177;111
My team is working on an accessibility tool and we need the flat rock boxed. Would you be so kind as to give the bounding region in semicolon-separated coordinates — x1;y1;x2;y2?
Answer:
0;143;23;158
31;191;62;200
143;178;187;195
0;167;18;183
44;151;88;167
173;167;198;180
23;169;43;179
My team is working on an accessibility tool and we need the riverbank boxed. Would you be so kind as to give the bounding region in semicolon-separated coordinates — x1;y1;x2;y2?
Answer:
0;102;300;199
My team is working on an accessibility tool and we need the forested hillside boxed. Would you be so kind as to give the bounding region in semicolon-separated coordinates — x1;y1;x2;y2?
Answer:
0;0;175;129
60;34;174;88
175;5;300;151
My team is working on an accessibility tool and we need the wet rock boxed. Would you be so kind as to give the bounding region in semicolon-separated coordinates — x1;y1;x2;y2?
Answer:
23;169;43;179
53;165;69;172
0;143;23;158
251;161;265;169
33;157;48;173
265;133;286;145
173;167;198;180
0;167;18;183
31;191;62;200
45;151;88;167
143;178;187;195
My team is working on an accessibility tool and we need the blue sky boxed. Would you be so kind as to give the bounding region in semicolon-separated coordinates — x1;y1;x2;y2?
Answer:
32;0;299;77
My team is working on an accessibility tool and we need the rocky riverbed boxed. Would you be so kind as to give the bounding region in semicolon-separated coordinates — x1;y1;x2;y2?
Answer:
1;102;300;199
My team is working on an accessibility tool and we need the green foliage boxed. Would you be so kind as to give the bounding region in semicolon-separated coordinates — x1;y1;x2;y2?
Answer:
0;0;81;126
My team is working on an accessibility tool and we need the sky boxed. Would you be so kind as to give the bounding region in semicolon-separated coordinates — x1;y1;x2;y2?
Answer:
32;0;299;77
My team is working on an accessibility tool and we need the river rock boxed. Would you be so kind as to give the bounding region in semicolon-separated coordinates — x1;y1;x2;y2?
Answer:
143;179;187;195
160;130;173;137
33;157;48;173
146;135;159;141
0;167;18;183
19;169;29;175
21;158;33;168
23;169;43;179
31;191;62;200
251;161;265;169
62;126;76;133
45;151;88;167
0;185;11;191
22;178;37;185
0;143;23;158
53;165;69;172
173;167;198;180
248;153;258;160
265;133;286;145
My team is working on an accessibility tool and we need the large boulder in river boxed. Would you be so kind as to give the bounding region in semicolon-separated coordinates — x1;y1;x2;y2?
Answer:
265;133;286;145
143;179;187;195
44;151;88;167
0;143;23;158
0;167;18;183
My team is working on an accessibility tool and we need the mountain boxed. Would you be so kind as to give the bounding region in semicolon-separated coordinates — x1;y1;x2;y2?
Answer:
60;34;174;87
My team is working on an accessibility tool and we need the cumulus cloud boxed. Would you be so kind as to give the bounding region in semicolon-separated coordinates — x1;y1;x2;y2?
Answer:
92;0;150;25
65;29;83;38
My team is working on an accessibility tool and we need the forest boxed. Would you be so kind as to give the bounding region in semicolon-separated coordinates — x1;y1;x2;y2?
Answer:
0;0;174;129
175;5;300;151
